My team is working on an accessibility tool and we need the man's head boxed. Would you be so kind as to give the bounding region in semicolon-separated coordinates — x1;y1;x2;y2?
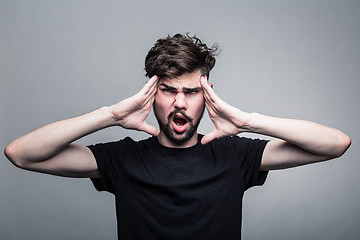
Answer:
145;34;218;147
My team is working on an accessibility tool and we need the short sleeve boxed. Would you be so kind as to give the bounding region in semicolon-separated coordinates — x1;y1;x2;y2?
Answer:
229;136;269;190
87;138;130;194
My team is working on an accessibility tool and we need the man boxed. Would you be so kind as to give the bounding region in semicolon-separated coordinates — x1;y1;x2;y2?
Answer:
5;33;351;239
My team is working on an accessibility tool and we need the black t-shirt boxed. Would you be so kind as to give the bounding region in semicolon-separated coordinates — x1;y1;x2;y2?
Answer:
88;135;268;240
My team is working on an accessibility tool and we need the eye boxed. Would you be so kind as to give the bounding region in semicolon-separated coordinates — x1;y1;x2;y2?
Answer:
161;88;175;94
185;90;199;95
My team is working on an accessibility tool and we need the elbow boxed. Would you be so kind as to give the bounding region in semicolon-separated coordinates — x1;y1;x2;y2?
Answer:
341;134;352;155
4;141;26;169
332;132;351;158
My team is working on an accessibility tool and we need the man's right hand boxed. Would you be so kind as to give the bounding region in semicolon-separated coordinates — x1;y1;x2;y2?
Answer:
110;75;159;136
5;75;159;178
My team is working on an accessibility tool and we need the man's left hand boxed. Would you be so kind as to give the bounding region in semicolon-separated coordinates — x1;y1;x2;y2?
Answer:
200;76;250;144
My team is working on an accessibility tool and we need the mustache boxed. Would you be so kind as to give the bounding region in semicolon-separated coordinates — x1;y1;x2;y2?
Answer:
167;110;193;122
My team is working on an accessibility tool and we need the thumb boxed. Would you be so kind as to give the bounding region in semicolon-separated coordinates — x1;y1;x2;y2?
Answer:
139;122;159;136
201;130;219;145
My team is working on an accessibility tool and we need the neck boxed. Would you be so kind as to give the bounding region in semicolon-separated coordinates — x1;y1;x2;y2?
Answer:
157;132;199;148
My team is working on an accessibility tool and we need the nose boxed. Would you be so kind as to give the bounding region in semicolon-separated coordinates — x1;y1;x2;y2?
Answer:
174;92;187;110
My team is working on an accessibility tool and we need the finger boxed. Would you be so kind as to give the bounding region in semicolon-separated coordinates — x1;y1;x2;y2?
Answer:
203;97;215;116
139;78;158;106
200;77;213;103
201;76;219;104
147;76;159;97
203;89;213;106
143;94;156;109
201;78;214;105
141;75;159;95
147;80;158;97
200;76;212;95
201;130;219;145
202;84;218;115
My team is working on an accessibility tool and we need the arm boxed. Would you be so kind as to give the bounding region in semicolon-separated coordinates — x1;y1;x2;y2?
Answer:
200;76;351;170
246;114;351;170
4;76;159;177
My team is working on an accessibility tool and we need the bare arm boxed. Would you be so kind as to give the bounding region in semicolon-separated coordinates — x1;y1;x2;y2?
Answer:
200;76;351;170
247;114;351;170
4;76;159;177
4;107;112;178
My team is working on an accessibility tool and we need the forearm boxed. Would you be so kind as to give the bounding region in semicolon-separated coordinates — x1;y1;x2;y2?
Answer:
246;113;351;157
5;106;114;166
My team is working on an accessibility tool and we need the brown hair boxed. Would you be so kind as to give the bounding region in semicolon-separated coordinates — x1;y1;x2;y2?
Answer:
145;33;219;79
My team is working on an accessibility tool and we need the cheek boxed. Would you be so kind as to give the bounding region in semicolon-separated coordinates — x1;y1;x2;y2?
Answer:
193;94;205;107
189;96;205;116
154;94;171;118
155;92;175;107
155;93;166;107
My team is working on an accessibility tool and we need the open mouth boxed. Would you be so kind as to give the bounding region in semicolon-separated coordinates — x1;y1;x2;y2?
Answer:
172;113;189;133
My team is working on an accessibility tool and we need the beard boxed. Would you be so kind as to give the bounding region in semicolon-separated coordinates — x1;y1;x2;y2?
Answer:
153;105;204;145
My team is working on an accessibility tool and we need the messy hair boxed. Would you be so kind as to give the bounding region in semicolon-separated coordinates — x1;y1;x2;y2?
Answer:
145;33;219;79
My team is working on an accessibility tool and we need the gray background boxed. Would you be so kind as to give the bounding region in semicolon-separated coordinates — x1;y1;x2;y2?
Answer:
1;0;359;239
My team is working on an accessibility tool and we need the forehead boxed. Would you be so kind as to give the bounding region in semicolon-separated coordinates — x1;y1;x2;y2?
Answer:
159;70;202;88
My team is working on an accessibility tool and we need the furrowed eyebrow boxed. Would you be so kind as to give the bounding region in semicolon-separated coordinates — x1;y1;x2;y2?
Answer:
160;83;177;91
159;83;202;93
183;87;202;92
160;83;201;92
